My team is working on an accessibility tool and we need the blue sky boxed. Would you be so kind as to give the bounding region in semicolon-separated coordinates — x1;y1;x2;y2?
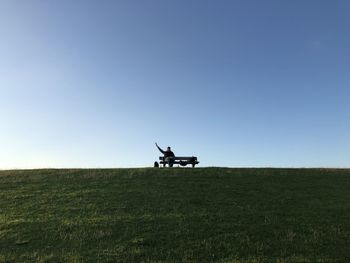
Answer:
1;0;349;168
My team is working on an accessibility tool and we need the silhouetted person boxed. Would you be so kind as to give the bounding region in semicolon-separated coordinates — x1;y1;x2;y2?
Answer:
155;143;175;167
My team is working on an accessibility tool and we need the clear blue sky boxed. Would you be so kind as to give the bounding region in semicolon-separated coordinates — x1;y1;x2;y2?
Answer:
1;0;349;169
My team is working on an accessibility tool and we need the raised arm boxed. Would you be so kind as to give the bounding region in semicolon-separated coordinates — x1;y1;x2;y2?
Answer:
155;143;165;154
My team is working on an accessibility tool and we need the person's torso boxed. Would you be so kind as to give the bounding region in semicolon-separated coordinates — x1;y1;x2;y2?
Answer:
164;150;175;157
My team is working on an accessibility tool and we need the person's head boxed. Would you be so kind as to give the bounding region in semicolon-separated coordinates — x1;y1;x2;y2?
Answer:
167;146;171;151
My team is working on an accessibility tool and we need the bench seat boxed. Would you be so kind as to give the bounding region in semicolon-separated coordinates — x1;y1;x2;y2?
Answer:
159;156;199;167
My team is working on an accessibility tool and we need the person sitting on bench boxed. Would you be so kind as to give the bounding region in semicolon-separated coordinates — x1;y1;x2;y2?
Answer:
155;143;175;167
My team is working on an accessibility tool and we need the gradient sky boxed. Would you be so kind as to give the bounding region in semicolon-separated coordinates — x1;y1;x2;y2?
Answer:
1;0;349;169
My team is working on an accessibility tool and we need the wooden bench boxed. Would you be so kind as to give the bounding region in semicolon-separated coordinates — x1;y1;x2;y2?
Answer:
158;156;199;168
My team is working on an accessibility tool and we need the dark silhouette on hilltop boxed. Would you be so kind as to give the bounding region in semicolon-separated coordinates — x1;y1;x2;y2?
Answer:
155;143;175;167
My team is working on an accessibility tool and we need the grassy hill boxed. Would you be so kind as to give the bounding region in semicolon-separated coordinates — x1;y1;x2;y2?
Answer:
1;168;350;262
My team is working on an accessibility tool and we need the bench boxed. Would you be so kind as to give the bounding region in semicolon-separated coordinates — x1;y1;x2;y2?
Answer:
158;156;199;168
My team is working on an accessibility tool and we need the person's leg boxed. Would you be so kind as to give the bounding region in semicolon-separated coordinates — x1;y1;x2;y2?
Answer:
165;157;174;167
169;157;175;167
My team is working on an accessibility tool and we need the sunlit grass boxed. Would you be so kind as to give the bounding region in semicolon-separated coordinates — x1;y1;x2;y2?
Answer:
0;168;350;262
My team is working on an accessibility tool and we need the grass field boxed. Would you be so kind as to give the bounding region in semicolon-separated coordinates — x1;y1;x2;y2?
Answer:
1;168;350;262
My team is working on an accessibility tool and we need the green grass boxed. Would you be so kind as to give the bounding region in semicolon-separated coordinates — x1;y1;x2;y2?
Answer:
1;168;350;262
